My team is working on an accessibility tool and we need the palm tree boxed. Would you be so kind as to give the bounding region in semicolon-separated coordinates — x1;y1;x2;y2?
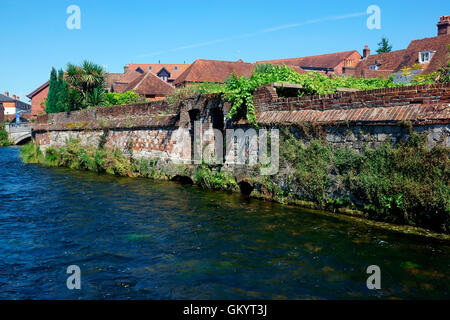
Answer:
65;60;106;109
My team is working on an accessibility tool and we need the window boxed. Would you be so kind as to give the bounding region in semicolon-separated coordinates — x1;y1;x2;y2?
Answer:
174;66;178;70
419;51;435;64
369;65;379;70
149;66;152;70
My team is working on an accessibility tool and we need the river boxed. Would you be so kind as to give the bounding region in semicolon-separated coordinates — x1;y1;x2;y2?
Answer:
0;147;448;299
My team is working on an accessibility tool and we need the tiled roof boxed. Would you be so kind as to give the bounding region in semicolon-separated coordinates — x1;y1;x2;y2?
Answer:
0;93;15;102
354;34;450;78
105;73;123;90
174;59;255;86
352;50;407;77
258;50;361;70
26;81;50;99
256;103;449;124
396;34;450;73
123;71;175;96
126;63;190;81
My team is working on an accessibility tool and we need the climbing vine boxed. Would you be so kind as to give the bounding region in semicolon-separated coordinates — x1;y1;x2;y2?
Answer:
223;64;400;125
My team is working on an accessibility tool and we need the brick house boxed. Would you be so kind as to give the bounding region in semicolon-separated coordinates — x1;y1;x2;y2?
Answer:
0;92;31;119
257;50;362;75
347;16;450;80
26;81;49;116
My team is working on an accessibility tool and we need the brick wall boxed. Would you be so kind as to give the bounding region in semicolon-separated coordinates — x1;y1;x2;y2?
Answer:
33;84;450;159
30;85;49;116
254;82;450;114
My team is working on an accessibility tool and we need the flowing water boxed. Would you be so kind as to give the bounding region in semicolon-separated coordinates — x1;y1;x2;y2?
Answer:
0;147;448;299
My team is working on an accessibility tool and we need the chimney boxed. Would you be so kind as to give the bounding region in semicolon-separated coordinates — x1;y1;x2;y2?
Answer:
437;16;450;36
17;96;20;101
4;91;8;97
363;45;370;59
12;94;16;100
123;65;129;73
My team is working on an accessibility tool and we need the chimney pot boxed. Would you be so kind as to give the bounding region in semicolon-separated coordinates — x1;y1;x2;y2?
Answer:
437;15;450;36
363;45;371;59
5;91;9;97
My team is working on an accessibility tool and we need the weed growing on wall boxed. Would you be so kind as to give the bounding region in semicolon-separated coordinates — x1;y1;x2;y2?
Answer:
279;128;450;232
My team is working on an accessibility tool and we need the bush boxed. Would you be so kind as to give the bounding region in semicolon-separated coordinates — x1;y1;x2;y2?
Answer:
105;90;143;106
280;128;450;232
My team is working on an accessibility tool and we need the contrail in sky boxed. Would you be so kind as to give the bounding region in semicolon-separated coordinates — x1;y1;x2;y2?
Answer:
136;11;367;58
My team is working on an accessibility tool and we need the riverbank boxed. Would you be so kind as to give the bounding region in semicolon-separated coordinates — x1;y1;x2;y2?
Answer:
20;136;450;240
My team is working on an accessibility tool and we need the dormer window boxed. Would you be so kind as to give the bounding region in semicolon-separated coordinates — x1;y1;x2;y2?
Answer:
174;66;178;71
149;66;152;70
369;65;379;70
419;51;435;64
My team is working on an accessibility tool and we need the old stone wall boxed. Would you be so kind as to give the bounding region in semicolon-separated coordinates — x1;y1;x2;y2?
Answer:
33;83;450;158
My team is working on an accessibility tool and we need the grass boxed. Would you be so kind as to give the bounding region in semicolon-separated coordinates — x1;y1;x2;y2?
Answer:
0;123;12;147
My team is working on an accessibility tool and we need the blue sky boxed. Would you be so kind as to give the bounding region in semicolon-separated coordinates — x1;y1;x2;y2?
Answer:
0;0;448;102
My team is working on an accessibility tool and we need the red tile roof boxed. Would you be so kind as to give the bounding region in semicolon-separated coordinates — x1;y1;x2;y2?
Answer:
126;63;190;81
352;50;407;78
123;71;175;96
105;73;123;90
258;50;362;71
354;34;450;78
396;34;450;74
174;59;255;86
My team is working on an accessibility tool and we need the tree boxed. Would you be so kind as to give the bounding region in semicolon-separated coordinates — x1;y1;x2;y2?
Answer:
45;68;58;113
66;60;106;110
55;69;70;112
376;37;393;54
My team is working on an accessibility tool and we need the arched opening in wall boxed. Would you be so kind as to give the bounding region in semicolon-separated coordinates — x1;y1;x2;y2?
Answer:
238;181;254;195
210;107;225;163
171;175;194;185
189;109;201;163
16;136;31;145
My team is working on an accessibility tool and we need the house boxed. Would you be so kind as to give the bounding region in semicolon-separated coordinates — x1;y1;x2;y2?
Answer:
0;92;31;119
123;63;190;84
348;16;450;80
27;73;133;114
258;50;362;75
173;59;256;87
26;81;49;116
121;71;175;100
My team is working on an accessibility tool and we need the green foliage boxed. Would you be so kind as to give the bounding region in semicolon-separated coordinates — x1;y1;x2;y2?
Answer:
376;37;393;54
22;138;138;177
223;64;399;125
194;163;238;191
166;83;225;105
46;61;107;113
20;142;43;163
65;60;107;110
0;129;11;146
45;68;71;113
105;90;142;106
280;128;450;232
